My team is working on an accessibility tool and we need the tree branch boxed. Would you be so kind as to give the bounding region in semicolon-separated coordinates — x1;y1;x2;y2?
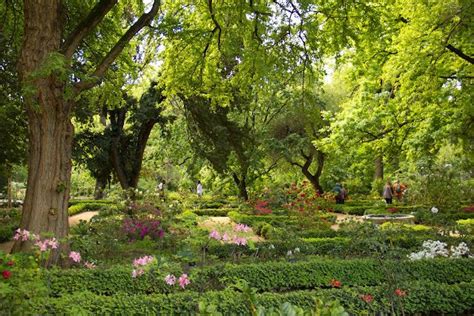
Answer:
61;0;118;58
207;0;222;50
446;44;474;64
74;0;161;93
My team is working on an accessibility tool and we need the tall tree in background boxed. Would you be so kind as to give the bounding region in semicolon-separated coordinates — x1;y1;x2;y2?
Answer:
13;0;160;261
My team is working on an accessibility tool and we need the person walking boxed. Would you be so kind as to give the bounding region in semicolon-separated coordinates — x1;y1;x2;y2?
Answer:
392;180;406;202
340;184;348;204
333;183;343;204
196;180;203;198
383;180;393;204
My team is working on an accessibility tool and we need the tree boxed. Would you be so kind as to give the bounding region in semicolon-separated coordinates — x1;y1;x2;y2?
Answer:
13;0;161;262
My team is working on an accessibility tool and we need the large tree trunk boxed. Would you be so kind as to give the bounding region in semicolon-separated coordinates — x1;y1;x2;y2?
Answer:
13;1;71;263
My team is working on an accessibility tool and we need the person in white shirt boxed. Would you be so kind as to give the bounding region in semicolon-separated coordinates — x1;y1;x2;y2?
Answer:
196;180;203;197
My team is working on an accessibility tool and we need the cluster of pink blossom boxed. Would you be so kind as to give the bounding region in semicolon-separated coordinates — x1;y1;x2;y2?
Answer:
69;251;81;263
133;255;154;267
234;223;251;233
35;238;59;252
232;236;248;246
209;230;248;246
131;255;155;278
164;273;190;289
13;228;32;241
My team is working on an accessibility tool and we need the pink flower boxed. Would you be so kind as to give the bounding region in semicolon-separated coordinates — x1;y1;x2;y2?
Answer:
209;230;221;240
47;238;59;249
13;228;30;241
2;270;11;279
164;274;176;285
233;236;248;246
133;255;154;267
84;261;96;269
132;269;144;278
234;224;250;232
222;233;230;241
69;251;81;263
35;240;49;252
178;274;190;289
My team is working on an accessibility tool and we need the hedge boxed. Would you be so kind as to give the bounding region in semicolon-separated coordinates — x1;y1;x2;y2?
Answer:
191;208;238;216
68;199;114;206
68;202;117;216
45;258;474;296
31;281;474;315
228;211;336;228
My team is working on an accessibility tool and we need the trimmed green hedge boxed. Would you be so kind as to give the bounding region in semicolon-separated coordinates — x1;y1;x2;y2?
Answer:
192;208;238;216
68;202;117;216
228;211;336;228
45;258;474;296
69;199;114;206
31;281;474;315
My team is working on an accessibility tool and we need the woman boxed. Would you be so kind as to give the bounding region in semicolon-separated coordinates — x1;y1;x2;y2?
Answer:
383;181;393;204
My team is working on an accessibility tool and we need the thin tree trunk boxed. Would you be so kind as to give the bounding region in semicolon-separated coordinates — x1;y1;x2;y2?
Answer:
232;173;249;201
7;171;13;208
374;155;384;180
93;177;107;200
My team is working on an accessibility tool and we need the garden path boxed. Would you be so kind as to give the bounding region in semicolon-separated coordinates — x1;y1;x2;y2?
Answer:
330;212;364;230
198;216;263;242
0;211;99;253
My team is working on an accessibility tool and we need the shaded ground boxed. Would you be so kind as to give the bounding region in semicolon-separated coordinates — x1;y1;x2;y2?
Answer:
0;211;99;254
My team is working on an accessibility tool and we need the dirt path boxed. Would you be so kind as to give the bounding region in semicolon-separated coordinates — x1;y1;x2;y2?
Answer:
198;216;263;242
330;212;364;230
0;211;99;254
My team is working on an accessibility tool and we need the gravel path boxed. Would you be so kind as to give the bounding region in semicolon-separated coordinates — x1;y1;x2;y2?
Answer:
0;211;99;254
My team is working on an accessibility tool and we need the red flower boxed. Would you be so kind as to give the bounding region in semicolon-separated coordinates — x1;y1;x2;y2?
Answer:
6;261;14;267
330;279;341;288
394;288;407;297
387;207;398;213
361;294;373;303
2;270;11;279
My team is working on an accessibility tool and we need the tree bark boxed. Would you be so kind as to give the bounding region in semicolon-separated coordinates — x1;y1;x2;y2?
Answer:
93;177;107;200
13;1;72;263
374;155;384;180
300;149;325;194
7;173;13;209
232;173;249;200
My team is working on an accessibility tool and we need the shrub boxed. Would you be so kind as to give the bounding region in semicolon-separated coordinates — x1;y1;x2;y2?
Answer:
31;281;474;315
44;258;474;296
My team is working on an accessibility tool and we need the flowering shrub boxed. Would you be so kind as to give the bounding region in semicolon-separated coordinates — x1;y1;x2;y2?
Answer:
254;200;272;215
387;207;399;214
360;294;374;303
330;279;341;288
131;255;155;278
408;240;472;260
394;288;407;297
122;218;165;241
164;273;191;289
69;251;81;263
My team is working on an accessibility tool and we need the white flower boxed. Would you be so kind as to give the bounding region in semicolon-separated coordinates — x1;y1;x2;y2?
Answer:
431;207;439;214
294;247;300;253
451;242;470;258
268;244;275;250
287;250;293;256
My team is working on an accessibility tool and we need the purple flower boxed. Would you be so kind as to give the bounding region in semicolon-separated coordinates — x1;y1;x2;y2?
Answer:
13;228;30;241
133;255;154;267
209;230;221;240
232;236;248;246
222;233;230;241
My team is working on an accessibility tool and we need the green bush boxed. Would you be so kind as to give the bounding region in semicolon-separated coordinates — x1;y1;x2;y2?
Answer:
45;258;474;296
192;208;237;216
31;281;474;315
68;199;114;206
